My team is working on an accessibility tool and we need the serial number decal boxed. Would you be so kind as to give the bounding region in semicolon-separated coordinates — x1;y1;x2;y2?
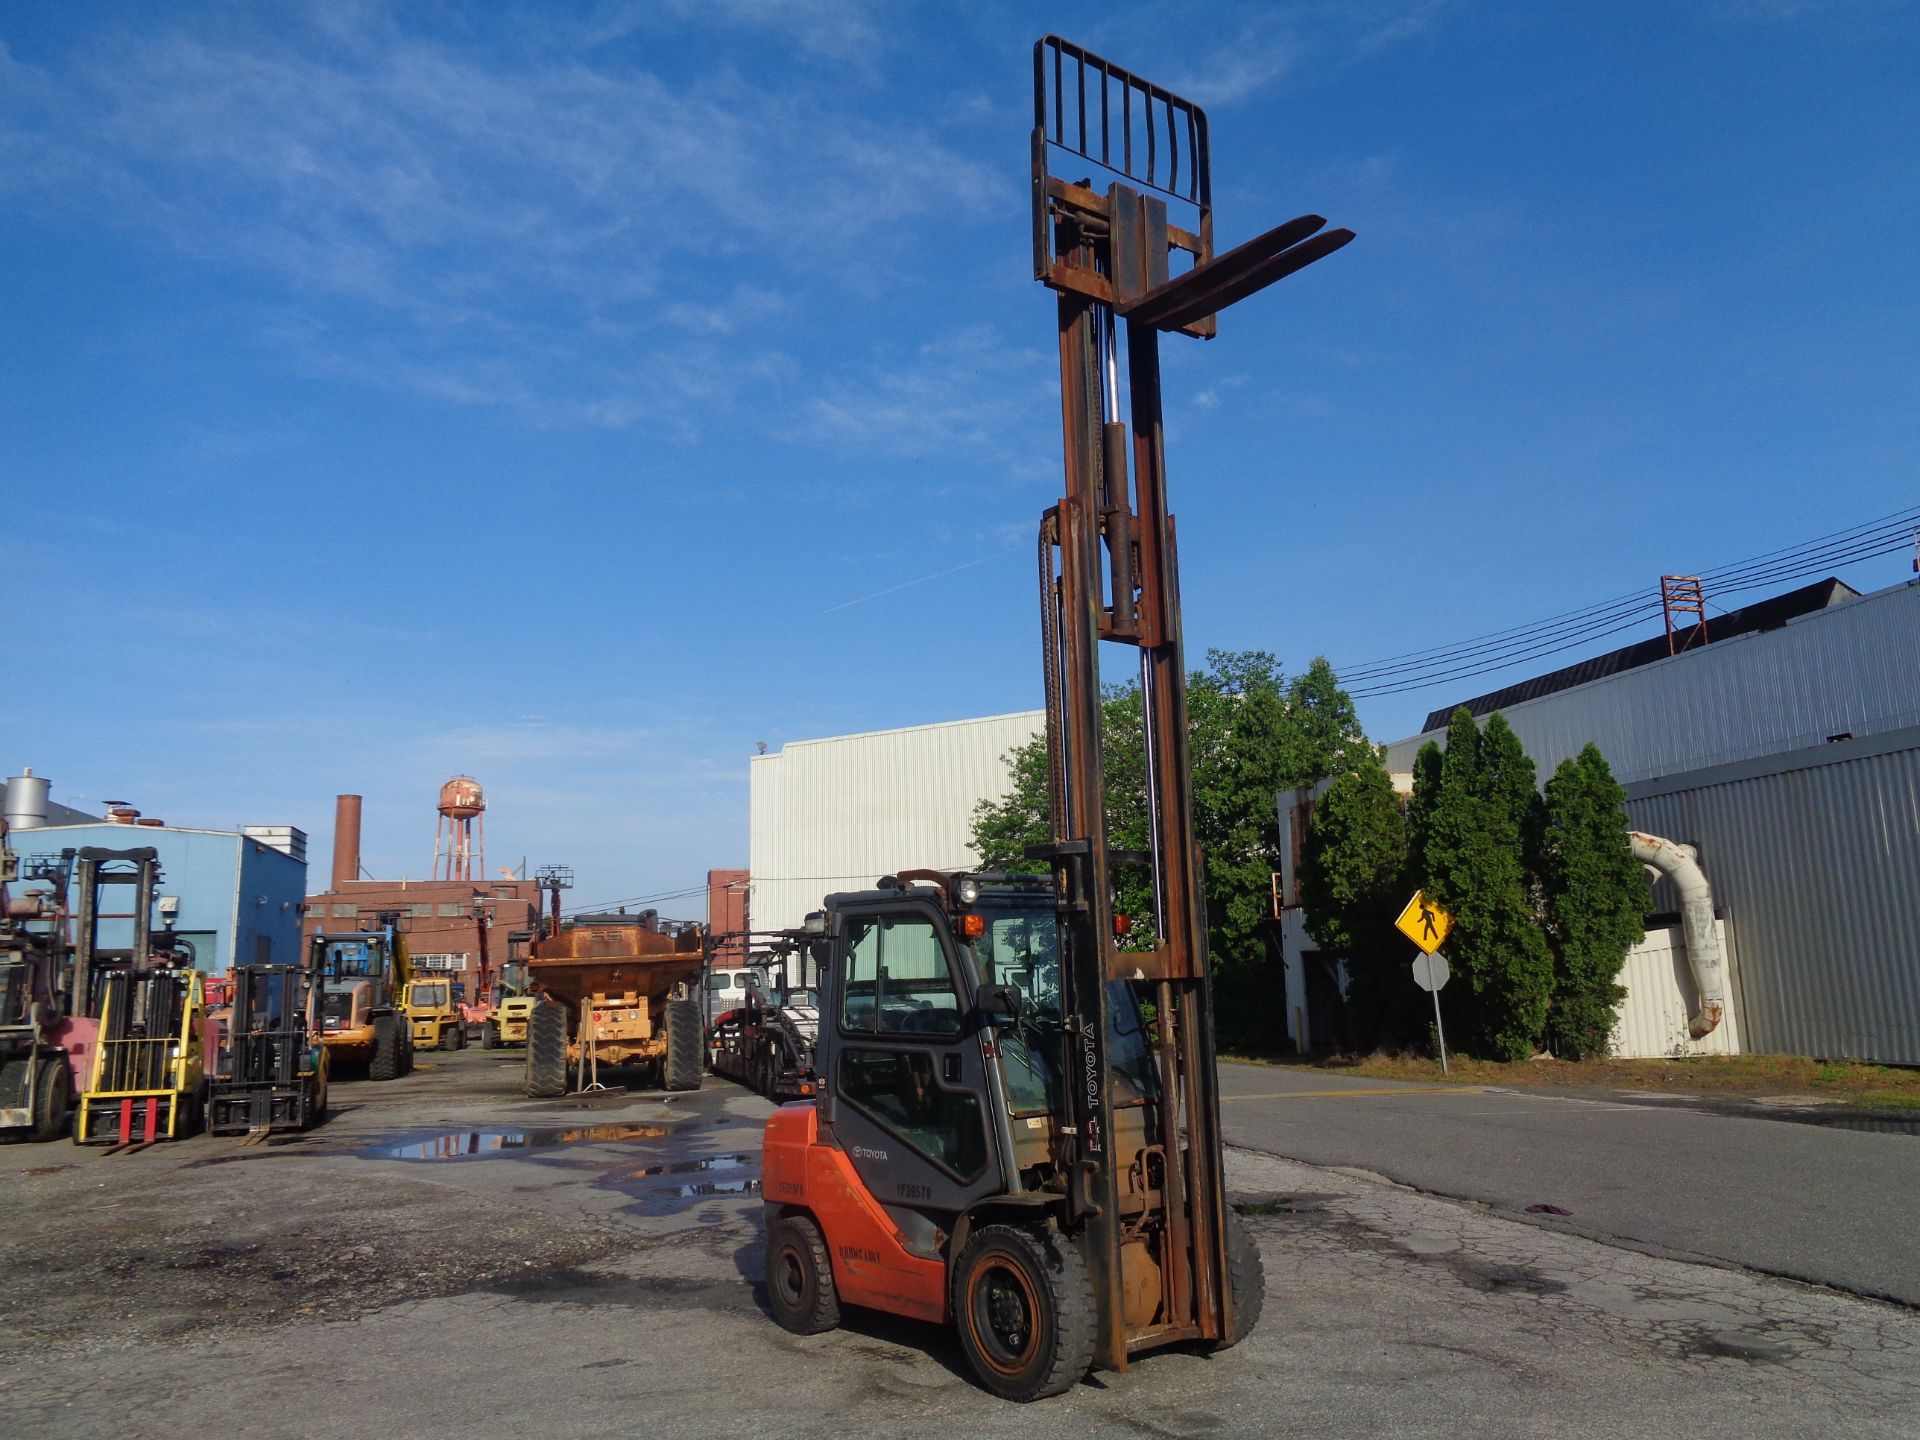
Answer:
839;1245;881;1265
896;1181;932;1200
776;1180;805;1196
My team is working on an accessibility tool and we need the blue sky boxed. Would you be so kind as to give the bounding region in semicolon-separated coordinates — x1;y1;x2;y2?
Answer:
5;1;1916;914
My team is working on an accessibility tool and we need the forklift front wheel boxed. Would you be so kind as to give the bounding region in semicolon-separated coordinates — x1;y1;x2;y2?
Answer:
765;1213;840;1335
29;1056;73;1143
1200;1206;1266;1350
952;1224;1095;1402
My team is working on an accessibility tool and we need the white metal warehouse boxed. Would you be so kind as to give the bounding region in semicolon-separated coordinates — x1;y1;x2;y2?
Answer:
746;711;1044;934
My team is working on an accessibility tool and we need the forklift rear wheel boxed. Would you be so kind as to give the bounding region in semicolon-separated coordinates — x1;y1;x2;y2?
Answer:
447;1023;466;1051
525;1002;568;1098
30;1057;72;1143
952;1224;1095;1403
482;1023;500;1051
765;1213;840;1335
1201;1207;1265;1350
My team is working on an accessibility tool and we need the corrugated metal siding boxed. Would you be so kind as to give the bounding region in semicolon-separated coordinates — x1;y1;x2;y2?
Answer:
748;712;1046;933
1626;740;1920;1065
1612;921;1742;1059
1383;580;1920;784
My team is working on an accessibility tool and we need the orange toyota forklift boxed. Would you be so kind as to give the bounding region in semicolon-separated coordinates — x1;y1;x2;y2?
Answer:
760;36;1351;1400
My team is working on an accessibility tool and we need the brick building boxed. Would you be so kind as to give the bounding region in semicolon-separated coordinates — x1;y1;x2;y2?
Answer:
707;867;749;966
301;795;540;989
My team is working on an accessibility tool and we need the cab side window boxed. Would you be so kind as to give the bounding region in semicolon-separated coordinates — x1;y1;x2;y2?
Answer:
839;915;962;1037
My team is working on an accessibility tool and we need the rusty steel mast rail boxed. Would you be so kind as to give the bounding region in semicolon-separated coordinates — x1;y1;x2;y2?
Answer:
1028;34;1353;1374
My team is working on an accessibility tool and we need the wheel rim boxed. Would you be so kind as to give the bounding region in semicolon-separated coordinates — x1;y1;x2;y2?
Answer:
774;1243;807;1310
968;1258;1042;1374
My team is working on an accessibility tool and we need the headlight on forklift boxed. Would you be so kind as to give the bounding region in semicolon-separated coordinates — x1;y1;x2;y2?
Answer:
956;878;980;904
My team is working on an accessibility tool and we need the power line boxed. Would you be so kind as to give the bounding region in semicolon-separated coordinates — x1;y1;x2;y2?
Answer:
1341;506;1916;699
559;868;978;920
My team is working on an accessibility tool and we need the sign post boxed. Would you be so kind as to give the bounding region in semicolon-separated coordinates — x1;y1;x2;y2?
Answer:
1395;891;1455;1077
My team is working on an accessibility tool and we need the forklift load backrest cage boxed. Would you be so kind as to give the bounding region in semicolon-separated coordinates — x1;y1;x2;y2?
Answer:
1032;34;1214;329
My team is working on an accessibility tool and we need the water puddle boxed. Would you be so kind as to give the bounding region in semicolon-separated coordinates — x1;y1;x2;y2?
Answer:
619;1174;762;1216
630;1153;753;1178
366;1122;674;1160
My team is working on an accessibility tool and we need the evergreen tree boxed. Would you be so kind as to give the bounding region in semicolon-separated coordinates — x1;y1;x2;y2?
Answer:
1414;708;1554;1061
1297;750;1411;1048
1403;740;1443;886
1540;744;1648;1059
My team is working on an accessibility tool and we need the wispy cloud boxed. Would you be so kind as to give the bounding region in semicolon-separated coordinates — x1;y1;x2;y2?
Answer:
818;554;999;615
1170;37;1298;107
793;324;1055;463
0;8;1007;441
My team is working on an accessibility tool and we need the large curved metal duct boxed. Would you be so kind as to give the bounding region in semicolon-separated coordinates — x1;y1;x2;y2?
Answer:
1628;830;1727;1039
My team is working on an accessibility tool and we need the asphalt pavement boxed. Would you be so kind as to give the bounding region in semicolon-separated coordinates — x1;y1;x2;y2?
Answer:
1217;1060;1920;1304
3;1053;1917;1438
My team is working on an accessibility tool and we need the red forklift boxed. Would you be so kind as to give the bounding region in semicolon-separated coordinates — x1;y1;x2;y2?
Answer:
760;37;1351;1399
0;824;75;1141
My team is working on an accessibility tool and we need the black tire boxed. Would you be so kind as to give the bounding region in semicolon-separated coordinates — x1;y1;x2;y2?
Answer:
662;998;702;1093
447;1022;466;1051
182;1081;208;1137
1204;1208;1266;1350
952;1224;1095;1402
482;1022;499;1051
30;1056;72;1143
368;1016;402;1081
525;1001;569;1098
765;1213;840;1335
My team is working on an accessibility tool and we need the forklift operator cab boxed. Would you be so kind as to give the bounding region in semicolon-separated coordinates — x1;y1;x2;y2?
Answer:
762;872;1187;1402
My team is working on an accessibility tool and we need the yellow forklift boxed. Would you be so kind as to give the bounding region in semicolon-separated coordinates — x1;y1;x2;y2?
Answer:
760;37;1350;1399
482;952;535;1049
71;847;209;1147
404;975;467;1051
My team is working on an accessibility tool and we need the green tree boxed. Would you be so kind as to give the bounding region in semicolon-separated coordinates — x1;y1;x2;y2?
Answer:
970;650;1367;1047
1413;709;1553;1061
1403;740;1443;886
1297;749;1410;1049
1539;744;1648;1059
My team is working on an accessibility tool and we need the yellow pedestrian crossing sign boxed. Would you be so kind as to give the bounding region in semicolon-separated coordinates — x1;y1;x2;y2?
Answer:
1395;891;1452;954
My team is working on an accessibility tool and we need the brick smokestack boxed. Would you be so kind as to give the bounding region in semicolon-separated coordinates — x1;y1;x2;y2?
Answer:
332;794;363;891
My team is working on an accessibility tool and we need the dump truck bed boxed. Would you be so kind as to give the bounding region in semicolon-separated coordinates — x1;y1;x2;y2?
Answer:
527;923;703;1012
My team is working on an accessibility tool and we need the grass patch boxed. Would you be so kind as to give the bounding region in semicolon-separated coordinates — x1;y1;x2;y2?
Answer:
1224;1050;1920;1109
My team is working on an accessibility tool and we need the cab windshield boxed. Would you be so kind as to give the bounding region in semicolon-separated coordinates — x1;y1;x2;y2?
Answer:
319;939;382;979
972;904;1156;1118
410;983;450;1008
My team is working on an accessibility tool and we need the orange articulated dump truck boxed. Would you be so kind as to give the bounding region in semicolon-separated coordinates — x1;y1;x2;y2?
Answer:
521;910;706;1097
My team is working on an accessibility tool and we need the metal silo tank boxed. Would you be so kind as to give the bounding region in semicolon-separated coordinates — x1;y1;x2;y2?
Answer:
3;768;51;831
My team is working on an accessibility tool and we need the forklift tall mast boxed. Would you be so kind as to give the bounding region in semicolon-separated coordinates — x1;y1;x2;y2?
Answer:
1029;35;1353;1370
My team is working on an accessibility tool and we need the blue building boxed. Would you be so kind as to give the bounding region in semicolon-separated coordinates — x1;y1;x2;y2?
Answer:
19;822;308;973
